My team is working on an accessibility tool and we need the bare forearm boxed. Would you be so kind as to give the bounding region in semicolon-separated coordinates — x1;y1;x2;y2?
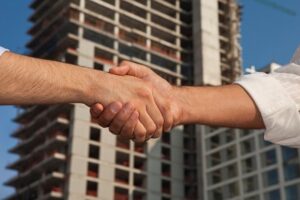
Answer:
0;52;108;105
175;84;265;129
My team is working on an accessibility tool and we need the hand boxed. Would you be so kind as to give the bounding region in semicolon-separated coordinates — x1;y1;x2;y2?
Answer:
91;61;182;140
90;72;164;143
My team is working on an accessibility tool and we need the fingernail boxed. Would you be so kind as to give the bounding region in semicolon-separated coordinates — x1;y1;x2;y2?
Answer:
124;103;133;112
111;103;121;114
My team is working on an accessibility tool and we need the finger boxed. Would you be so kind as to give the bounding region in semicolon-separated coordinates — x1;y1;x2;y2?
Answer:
119;111;139;139
109;65;130;76
111;61;150;78
96;102;122;127
146;102;164;139
138;109;157;142
109;103;135;135
132;120;147;143
90;103;104;118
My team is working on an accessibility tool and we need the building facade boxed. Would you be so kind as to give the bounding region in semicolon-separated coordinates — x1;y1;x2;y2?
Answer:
5;0;242;200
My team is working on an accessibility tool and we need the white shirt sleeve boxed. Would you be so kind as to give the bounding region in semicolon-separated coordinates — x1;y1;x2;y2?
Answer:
0;46;9;56
234;47;300;148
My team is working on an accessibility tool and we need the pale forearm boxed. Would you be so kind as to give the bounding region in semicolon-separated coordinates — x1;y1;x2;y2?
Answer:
175;84;265;129
0;52;108;105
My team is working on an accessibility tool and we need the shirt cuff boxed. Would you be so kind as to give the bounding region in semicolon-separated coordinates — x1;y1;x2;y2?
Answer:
234;72;300;148
0;46;9;56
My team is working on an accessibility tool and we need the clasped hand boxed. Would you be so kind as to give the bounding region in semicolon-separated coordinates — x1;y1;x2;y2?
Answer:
90;61;181;143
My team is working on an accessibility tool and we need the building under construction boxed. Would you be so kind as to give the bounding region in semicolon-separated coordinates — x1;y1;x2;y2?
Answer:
5;0;242;200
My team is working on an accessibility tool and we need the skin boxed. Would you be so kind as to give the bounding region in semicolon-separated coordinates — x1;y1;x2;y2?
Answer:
91;61;265;140
0;52;164;142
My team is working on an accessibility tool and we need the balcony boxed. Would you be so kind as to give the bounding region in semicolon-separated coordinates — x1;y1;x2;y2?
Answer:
162;163;171;177
84;14;114;34
14;105;48;124
114;187;128;200
12;104;71;139
10;121;69;156
86;181;98;197
119;29;146;47
120;1;146;19
162;147;171;161
162;180;171;195
29;2;71;36
31;22;79;58
29;0;66;22
94;47;114;65
8;134;67;172
133;191;146;200
85;0;115;20
134;143;145;154
5;153;66;187
115;169;129;185
4;172;64;200
151;41;180;62
87;162;99;178
116;138;130;150
134;156;146;171
116;151;130;168
134;173;146;189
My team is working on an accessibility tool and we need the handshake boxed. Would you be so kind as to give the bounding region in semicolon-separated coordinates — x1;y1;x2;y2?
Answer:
0;51;265;141
88;61;182;143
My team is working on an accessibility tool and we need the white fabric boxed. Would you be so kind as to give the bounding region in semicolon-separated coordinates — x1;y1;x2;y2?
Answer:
234;46;300;148
0;46;8;56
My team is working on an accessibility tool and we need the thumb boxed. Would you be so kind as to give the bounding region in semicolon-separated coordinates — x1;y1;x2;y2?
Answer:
109;65;130;76
110;61;151;79
90;103;104;118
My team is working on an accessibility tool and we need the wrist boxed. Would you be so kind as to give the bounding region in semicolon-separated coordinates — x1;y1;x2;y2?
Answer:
80;68;111;106
171;86;190;126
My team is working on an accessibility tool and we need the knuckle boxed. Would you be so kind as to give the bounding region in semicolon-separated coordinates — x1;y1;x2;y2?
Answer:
148;124;157;135
157;118;164;128
136;130;146;139
137;87;152;99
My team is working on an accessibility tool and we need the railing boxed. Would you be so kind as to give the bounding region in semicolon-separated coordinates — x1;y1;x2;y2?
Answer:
86;190;97;197
87;170;98;178
119;30;146;47
134;146;144;153
115;194;128;200
52;186;62;193
116;141;130;150
95;55;114;65
115;178;129;185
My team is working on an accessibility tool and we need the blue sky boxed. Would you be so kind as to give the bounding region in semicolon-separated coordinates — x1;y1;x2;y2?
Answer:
0;0;299;198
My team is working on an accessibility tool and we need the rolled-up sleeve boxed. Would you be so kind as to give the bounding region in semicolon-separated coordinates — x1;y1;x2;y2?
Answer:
234;63;300;148
0;46;9;56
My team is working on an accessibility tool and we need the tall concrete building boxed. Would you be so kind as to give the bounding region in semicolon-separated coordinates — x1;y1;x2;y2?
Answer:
5;0;242;200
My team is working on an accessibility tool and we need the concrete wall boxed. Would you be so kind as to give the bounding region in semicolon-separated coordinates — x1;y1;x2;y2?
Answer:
193;0;221;86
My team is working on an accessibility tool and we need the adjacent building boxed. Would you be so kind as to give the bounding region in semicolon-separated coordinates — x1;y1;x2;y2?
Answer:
203;63;300;200
5;0;243;200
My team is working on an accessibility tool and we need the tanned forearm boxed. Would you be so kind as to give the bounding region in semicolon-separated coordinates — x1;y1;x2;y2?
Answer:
0;52;109;105
174;84;265;129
